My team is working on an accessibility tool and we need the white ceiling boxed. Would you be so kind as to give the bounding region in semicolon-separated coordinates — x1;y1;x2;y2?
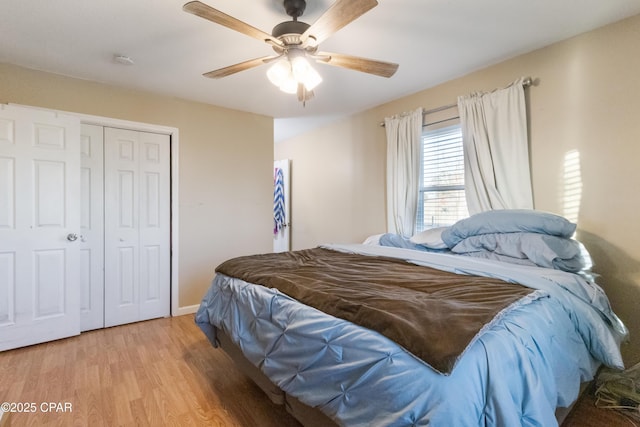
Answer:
2;0;639;141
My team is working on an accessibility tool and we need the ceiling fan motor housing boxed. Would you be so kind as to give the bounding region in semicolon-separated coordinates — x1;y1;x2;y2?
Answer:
273;0;310;42
283;0;306;18
272;20;310;38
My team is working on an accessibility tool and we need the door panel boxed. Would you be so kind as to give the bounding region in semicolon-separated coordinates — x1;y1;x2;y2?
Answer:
143;245;161;301
79;124;104;331
80;248;91;314
0;104;81;351
144;172;160;227
118;246;136;304
0;157;14;229
104;127;169;327
0;252;15;326
138;131;170;321
33;249;66;318
105;128;139;326
34;160;66;227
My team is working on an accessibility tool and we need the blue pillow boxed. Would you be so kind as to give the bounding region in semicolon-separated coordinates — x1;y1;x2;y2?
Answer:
441;209;576;247
451;232;586;272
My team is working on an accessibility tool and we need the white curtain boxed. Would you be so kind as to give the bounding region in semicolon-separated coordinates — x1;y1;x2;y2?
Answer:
457;77;533;214
385;108;423;237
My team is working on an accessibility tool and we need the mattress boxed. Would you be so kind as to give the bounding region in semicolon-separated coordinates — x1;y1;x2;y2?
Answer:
196;243;626;426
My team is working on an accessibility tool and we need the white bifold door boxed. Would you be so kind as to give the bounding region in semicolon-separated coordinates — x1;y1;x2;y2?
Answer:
102;127;170;328
80;125;170;331
79;124;104;331
0;105;82;351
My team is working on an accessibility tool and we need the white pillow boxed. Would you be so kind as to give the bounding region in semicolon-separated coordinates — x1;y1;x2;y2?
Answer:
409;227;449;249
362;234;383;245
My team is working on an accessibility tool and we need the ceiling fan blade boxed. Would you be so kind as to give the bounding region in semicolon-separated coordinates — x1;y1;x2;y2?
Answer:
183;1;283;47
302;0;378;45
203;56;279;79
315;52;398;78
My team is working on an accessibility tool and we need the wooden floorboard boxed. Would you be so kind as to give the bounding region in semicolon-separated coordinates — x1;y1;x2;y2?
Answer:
0;315;301;427
0;314;635;426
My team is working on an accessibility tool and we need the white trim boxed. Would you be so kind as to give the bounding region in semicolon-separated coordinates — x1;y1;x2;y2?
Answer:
170;130;180;317
174;304;200;316
9;104;182;317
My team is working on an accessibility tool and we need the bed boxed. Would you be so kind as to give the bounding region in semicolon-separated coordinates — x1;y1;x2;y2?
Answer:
195;210;627;426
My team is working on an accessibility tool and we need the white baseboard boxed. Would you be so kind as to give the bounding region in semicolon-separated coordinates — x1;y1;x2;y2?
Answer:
173;304;199;316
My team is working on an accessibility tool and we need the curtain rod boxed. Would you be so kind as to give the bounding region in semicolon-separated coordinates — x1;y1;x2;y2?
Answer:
380;77;533;127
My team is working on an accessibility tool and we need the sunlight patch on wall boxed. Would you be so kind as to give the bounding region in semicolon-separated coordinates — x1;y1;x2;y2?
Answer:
562;150;582;224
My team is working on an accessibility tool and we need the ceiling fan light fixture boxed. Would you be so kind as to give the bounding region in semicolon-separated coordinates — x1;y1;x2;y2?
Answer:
290;54;321;91
267;51;323;95
301;65;322;91
267;58;291;87
279;74;299;94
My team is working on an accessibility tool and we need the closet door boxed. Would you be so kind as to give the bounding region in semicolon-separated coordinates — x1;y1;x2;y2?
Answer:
79;124;104;331
104;127;170;327
0;104;81;351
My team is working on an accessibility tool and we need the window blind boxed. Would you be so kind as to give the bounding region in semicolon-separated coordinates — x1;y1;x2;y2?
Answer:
417;124;468;231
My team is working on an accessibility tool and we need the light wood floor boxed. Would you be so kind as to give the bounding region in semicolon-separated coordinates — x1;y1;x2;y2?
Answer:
0;315;301;427
0;314;635;427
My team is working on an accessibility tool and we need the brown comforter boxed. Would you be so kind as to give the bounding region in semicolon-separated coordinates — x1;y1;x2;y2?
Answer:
216;247;536;374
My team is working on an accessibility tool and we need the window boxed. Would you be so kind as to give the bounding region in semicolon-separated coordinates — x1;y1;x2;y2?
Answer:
416;123;468;232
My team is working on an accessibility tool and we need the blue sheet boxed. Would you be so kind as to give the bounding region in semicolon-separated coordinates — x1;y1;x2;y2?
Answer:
195;244;626;427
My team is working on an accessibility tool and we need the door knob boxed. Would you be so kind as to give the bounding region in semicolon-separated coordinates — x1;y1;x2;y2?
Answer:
66;233;79;242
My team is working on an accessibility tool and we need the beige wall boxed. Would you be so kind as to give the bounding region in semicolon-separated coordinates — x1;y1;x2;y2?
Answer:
275;113;386;246
276;14;640;364
0;62;274;309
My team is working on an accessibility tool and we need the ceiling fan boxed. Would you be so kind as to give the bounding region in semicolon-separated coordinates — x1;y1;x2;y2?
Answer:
183;0;399;104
